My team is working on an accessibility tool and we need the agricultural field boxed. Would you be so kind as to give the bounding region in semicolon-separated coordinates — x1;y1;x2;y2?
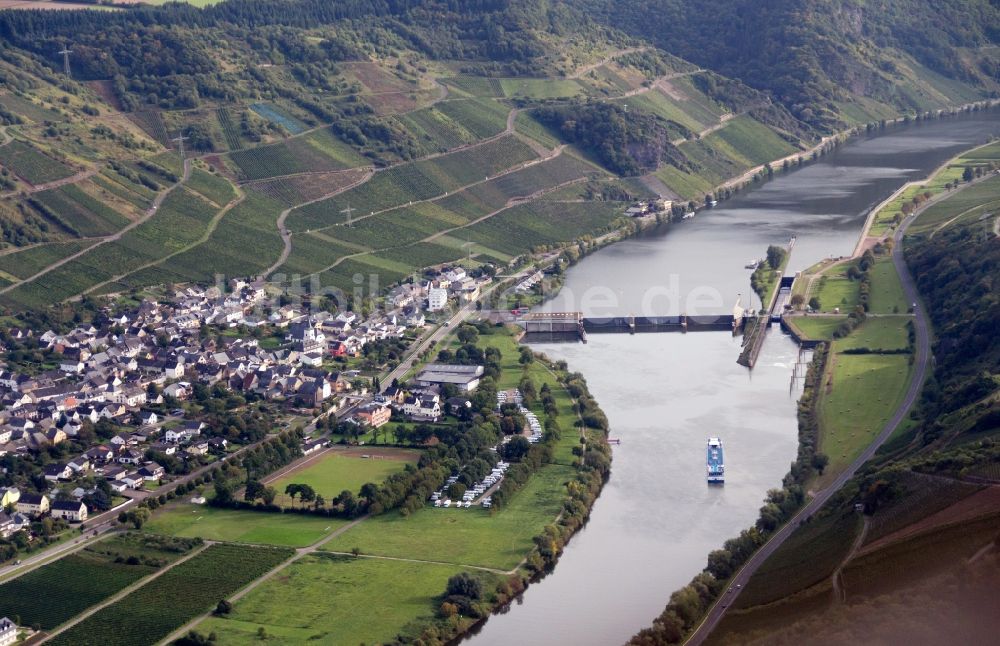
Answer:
0;92;63;123
186;167;237;206
248;168;371;206
198;555;486;645
499;78;588;99
733;508;861;609
442;76;505;98
249;102;308;135
613;89;709;134
0;186;219;308
704;115;799;167
865;471;983;544
289;135;537;232
267;450;418;506
0;140;75;185
278;231;362;276
228;129;364;181
323;464;576;570
653;163;717;200
30;183;130;237
463;201;620;256
434;98;510;139
126;110;170;146
47;543;293;646
514;111;563;150
908;174;1000;236
215;107;244;151
144;502;350;547
154;191;285;283
0;533;198;630
817;352;912;480
0;241;93;281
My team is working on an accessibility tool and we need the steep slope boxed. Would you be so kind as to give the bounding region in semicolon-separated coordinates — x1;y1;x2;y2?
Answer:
573;0;1000;129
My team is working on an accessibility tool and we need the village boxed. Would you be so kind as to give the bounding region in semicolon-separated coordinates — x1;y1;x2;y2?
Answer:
0;264;495;560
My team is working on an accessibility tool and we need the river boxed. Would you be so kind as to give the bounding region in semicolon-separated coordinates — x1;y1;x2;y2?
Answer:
465;110;1000;646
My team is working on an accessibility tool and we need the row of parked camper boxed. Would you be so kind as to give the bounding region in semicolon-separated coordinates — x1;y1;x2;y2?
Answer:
430;461;510;509
497;389;543;443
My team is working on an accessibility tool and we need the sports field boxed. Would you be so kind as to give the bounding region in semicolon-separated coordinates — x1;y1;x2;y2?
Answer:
267;449;418;506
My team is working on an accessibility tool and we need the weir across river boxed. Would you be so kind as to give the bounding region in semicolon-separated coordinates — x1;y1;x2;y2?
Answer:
517;306;745;343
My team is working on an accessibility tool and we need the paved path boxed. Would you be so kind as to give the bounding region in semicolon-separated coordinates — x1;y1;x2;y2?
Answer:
686;201;933;645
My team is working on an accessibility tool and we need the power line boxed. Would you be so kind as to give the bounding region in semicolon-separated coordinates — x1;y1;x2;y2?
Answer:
171;131;189;164
58;47;72;77
340;203;356;227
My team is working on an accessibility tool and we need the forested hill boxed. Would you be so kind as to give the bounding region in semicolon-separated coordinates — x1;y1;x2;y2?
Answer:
571;0;1000;130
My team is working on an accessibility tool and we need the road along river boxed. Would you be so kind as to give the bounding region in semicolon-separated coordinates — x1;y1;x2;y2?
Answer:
465;110;1000;646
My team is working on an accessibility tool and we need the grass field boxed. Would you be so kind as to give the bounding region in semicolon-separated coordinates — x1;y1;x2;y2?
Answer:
269;451;417;506
144;502;350;547
817;352;912;480
808;261;860;312
835;316;911;351
783;316;848;341
197;554;486;645
868;257;909;313
323;464;575;570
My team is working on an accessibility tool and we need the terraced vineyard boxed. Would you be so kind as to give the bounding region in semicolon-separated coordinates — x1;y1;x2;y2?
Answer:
216;107;244;151
186;167;237;206
279;231;364;276
0;93;62;123
866;472;983;544
0;241;94;280
289;135;536;232
92;171;154;210
30;184;130;237
127;110;171;146
443;76;505;97
397;98;510;152
464;200;621;255
0;534;199;630
0;140;75;185
247;169;370;206
228;132;360;181
47;543;293;646
1;187;219;308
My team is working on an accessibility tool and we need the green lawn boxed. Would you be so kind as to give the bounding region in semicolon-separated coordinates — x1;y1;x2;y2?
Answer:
197;554;488;645
322;464;575;570
817;353;912;481
868;258;909;314
269;452;415;506
809;261;860;312
784;316;847;341
835;316;911;351
470;327;583;465
143;502;350;548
